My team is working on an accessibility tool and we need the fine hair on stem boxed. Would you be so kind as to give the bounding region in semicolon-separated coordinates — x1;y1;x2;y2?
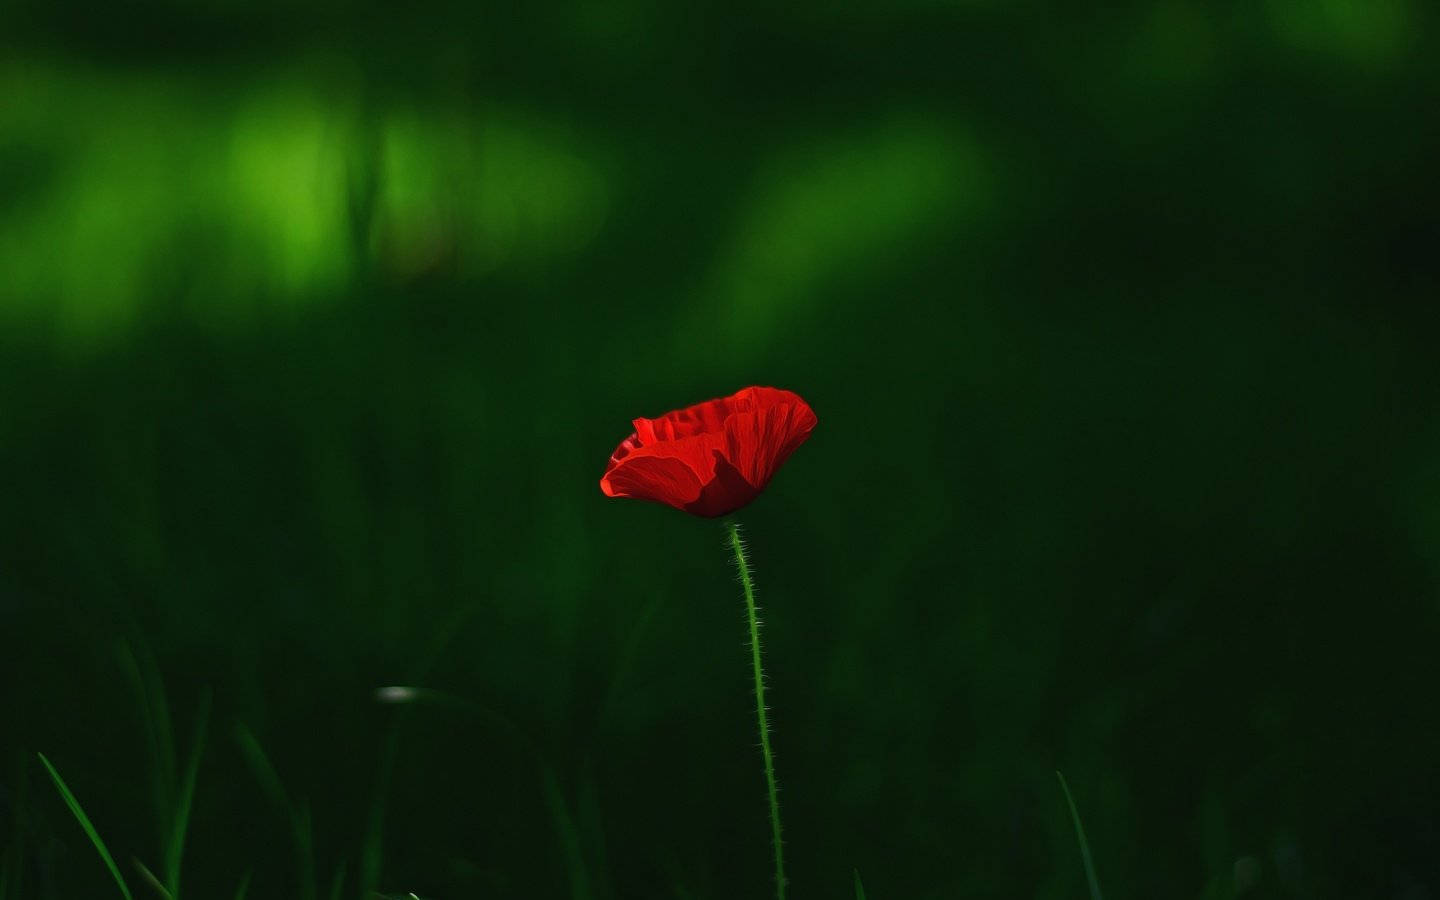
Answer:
725;519;787;900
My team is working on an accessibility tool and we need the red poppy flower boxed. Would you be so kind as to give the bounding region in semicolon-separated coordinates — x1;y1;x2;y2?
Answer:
600;386;817;518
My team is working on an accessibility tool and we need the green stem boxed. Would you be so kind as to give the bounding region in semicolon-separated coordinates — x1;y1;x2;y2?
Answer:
726;519;787;900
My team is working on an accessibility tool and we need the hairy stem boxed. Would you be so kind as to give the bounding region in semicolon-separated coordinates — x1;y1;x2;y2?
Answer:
726;519;787;900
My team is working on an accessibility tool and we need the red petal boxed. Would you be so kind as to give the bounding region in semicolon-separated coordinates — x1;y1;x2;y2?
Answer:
634;395;737;445
600;431;726;511
600;451;705;511
601;386;817;517
721;395;817;490
606;433;641;467
685;451;762;517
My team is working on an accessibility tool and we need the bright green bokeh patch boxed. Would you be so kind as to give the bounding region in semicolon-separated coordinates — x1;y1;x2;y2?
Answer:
0;61;607;345
688;118;990;359
370;111;607;280
1265;0;1416;68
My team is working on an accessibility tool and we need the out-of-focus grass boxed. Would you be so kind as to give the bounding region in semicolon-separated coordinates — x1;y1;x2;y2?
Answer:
3;1;1440;898
233;721;318;900
1057;772;1103;900
0;60;608;345
36;754;133;900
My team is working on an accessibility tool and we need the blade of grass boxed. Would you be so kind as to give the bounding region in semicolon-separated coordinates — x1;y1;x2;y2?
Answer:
233;722;316;900
133;858;171;899
360;718;403;900
326;862;347;900
542;768;592;900
232;723;289;821
853;869;867;900
1055;771;1103;900
576;762;614;900
165;691;211;899
232;871;253;900
116;640;176;843
373;686;562;900
37;753;134;900
294;802;317;900
361;601;486;900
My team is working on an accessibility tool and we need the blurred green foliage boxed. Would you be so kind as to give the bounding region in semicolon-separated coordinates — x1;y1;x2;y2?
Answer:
2;1;1439;897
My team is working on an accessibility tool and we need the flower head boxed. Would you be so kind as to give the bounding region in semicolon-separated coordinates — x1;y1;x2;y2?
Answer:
600;386;817;517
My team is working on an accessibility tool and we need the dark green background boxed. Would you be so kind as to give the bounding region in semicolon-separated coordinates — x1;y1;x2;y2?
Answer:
3;1;1439;897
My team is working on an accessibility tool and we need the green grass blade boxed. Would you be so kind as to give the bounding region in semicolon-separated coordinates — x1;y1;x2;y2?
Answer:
576;765;614;900
361;710;408;900
1055;771;1103;900
232;722;291;820
233;722;316;900
542;768;592;900
232;871;253;900
133;857;171;899
326;862;347;900
165;691;211;898
116;640;176;840
37;753;135;900
853;869;867;900
359;601;486;900
295;801;317;900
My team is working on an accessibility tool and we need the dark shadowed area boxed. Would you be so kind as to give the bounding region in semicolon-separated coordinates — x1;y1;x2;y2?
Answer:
3;2;1440;898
